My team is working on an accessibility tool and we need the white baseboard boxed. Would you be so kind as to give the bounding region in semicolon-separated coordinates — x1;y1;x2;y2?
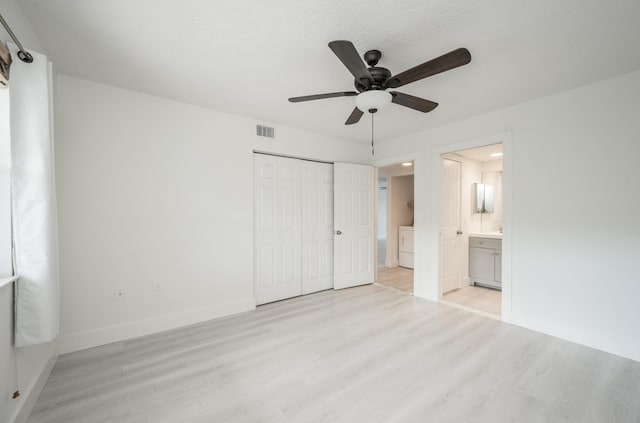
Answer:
59;298;256;354
385;259;399;268
13;352;57;423
510;312;640;363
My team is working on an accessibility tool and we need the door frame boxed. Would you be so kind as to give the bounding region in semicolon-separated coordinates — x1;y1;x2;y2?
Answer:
373;153;418;290
431;132;512;323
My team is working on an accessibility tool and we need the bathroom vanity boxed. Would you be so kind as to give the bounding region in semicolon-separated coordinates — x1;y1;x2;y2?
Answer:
469;233;502;290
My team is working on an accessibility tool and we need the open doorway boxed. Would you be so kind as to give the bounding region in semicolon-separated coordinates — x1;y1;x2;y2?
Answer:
376;162;414;294
439;143;503;317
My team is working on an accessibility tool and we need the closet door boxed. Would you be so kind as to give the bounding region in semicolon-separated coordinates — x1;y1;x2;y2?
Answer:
301;161;334;294
254;154;302;305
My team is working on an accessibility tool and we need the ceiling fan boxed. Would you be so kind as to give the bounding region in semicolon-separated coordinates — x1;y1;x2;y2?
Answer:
288;40;471;125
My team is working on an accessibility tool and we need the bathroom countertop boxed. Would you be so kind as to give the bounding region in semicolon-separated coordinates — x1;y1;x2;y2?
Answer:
468;232;502;239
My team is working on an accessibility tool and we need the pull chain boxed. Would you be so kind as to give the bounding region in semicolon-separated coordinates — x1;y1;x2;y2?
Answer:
371;112;375;155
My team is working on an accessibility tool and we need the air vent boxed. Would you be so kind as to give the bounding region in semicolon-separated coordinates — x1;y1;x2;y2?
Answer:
256;124;275;139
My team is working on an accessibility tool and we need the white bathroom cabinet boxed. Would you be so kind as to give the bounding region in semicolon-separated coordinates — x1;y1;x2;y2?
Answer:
469;236;502;290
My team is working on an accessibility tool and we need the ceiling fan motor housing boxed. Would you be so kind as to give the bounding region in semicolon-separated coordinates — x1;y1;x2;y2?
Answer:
355;66;392;92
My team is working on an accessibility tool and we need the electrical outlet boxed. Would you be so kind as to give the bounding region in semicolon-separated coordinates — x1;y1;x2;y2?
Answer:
152;283;161;296
113;289;125;302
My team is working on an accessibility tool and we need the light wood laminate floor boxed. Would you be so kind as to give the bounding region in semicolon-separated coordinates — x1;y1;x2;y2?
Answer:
443;285;502;317
376;265;413;293
29;285;640;423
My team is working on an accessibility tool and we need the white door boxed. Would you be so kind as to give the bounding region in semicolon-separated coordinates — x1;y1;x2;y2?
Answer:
254;154;302;305
301;161;334;294
333;163;375;290
441;158;462;294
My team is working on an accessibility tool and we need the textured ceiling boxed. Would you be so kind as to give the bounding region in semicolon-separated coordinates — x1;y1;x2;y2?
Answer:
19;0;640;144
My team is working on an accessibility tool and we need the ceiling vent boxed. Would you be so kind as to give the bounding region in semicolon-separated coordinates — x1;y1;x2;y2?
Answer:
256;124;275;139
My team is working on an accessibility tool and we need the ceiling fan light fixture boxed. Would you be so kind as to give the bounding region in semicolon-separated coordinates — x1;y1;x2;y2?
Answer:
289;41;471;126
355;90;392;113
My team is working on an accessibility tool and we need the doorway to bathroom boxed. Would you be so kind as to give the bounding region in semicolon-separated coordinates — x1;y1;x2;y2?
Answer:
376;161;414;294
439;143;503;317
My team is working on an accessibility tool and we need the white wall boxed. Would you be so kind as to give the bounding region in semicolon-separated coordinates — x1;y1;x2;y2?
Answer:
385;175;414;267
54;74;370;354
464;159;482;235
1;3;58;422
377;182;387;240
480;168;502;232
0;0;46;53
480;159;503;232
481;159;503;172
375;69;640;362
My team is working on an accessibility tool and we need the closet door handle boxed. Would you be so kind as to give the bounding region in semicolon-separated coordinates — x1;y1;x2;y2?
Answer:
335;230;342;235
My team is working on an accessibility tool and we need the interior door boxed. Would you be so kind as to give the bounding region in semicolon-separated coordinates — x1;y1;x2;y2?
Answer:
441;158;462;294
301;161;334;294
254;154;302;305
333;162;375;290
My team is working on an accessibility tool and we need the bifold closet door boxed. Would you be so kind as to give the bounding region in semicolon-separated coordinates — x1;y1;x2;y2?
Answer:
254;154;302;305
301;161;334;295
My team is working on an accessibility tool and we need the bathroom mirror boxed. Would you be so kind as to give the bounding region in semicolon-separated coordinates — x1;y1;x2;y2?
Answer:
473;183;494;213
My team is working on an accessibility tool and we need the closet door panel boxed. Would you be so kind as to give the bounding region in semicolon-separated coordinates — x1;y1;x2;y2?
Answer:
301;161;334;294
254;154;302;305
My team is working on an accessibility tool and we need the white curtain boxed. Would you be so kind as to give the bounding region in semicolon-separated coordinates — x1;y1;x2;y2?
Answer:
8;43;59;346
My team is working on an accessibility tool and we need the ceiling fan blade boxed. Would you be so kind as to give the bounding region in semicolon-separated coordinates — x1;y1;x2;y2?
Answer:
288;91;358;103
328;40;373;84
386;48;471;89
345;107;364;125
390;91;439;113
